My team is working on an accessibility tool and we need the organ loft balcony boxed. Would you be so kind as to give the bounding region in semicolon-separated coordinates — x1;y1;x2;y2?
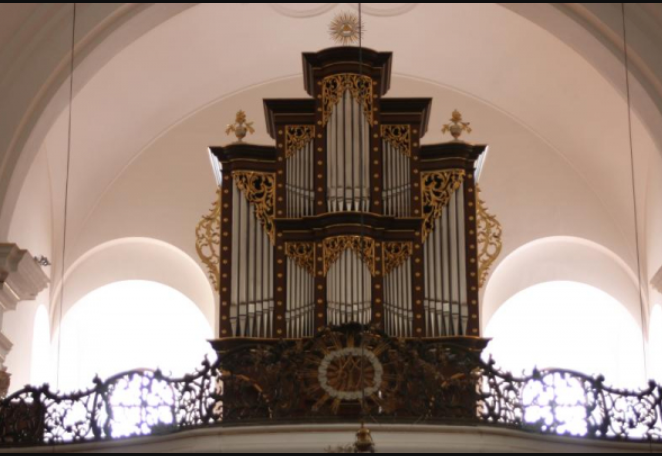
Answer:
204;47;493;422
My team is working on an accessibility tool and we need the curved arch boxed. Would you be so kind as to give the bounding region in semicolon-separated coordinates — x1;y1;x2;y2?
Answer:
266;3;421;19
482;237;645;333
484;281;647;388
2;2;662;244
53;280;214;392
0;3;199;239
78;70;624;256
266;3;339;18
49;237;215;335
75;73;302;236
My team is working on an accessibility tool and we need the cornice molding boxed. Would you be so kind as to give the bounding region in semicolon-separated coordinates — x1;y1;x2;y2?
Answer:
0;243;49;311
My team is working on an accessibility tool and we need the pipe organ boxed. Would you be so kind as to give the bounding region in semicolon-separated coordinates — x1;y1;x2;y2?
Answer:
209;47;488;341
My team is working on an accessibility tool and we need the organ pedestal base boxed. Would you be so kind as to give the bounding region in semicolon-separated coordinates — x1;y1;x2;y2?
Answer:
210;324;490;423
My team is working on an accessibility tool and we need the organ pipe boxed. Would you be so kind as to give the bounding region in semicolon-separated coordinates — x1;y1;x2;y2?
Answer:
210;47;488;340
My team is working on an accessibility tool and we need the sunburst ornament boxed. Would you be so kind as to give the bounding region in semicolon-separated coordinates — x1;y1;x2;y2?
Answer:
329;11;364;46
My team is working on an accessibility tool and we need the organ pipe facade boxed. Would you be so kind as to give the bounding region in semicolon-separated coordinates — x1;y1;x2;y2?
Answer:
210;47;487;340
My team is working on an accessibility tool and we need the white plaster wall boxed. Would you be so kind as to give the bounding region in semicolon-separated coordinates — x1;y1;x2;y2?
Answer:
52;238;215;332
483;237;642;328
651;304;662;381
645;141;662;380
646;146;662;285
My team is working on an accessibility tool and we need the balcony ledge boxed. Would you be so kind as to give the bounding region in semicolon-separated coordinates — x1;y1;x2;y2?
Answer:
2;424;658;454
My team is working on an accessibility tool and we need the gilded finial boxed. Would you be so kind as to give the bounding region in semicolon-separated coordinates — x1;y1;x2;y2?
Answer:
225;110;255;143
329;11;364;46
441;110;472;141
353;423;375;453
323;422;376;453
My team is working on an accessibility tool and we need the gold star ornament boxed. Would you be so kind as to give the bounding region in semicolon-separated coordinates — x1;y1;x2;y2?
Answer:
329;11;364;46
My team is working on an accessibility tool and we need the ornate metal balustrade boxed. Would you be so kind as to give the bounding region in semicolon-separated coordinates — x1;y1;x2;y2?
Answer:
0;325;660;448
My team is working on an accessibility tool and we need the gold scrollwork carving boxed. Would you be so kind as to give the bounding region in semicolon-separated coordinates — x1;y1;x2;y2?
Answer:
323;236;377;277
285;242;316;276
234;171;277;244
321;74;374;127
381;125;411;157
383;242;413;276
420;170;465;242
476;186;503;289
285;125;316;159
196;187;222;291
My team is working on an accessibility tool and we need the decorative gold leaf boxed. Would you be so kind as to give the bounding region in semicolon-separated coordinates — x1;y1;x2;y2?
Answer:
285;125;316;159
382;242;413;276
195;187;222;291
476;186;503;288
321;74;373;127
381;125;412;157
285;242;316;276
234;171;277;244
420;170;465;242
323;236;377;277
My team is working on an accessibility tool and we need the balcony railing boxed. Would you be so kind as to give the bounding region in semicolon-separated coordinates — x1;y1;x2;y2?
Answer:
0;325;660;448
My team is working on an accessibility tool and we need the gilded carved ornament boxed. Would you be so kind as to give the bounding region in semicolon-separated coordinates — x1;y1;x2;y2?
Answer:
195;187;222;291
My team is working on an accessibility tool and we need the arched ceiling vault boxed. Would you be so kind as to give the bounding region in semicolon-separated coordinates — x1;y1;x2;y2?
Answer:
0;3;661;282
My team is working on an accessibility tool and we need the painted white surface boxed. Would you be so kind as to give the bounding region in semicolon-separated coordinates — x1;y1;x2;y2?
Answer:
483;237;642;326
651;304;662;382
485;281;646;388
51;238;215;331
53;280;213;393
1;424;657;453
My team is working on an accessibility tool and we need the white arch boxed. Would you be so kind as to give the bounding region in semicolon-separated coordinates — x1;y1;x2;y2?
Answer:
1;2;661;246
49;237;216;336
52;280;214;392
484;281;647;388
482;236;646;334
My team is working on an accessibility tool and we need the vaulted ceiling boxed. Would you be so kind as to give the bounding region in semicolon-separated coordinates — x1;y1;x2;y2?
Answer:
1;3;662;323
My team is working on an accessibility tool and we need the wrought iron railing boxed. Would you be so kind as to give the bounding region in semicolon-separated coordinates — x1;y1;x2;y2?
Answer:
0;330;660;448
479;359;662;440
